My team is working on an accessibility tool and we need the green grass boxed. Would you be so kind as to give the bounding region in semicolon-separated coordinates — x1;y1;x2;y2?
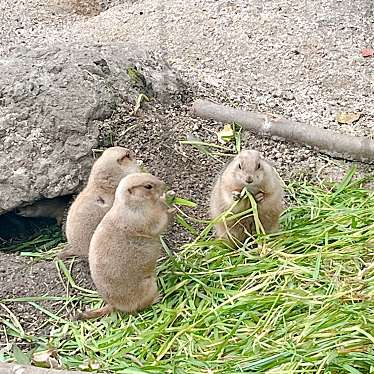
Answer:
0;225;64;253
1;171;374;373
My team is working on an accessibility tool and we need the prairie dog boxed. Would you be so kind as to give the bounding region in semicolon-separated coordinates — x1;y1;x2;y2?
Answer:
15;196;71;226
59;147;141;259
77;173;172;320
210;149;284;243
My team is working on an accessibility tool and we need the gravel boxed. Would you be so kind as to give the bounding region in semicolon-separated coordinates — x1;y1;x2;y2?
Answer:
2;1;373;130
1;0;373;136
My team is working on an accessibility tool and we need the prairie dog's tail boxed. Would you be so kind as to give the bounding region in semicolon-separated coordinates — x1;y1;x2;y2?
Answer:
74;304;114;321
57;244;76;260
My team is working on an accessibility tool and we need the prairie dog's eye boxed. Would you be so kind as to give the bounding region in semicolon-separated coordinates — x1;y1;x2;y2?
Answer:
238;163;242;170
144;184;153;190
257;162;261;170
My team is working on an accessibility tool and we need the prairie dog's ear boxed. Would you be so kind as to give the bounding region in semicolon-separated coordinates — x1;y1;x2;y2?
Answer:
117;149;135;164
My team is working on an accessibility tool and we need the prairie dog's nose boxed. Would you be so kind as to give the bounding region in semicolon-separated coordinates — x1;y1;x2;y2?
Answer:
246;176;253;184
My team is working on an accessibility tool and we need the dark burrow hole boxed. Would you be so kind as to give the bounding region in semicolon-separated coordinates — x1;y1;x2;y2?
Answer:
0;195;73;252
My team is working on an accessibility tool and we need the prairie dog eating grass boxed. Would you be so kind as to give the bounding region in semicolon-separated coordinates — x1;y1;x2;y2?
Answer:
210;149;284;244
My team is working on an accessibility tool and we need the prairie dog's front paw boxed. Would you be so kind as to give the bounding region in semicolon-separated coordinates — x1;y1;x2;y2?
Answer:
232;191;241;201
152;292;163;304
166;190;176;198
167;207;177;214
254;192;264;203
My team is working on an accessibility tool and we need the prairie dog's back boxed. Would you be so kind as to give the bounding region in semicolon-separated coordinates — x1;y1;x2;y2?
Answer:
65;188;113;254
61;147;141;258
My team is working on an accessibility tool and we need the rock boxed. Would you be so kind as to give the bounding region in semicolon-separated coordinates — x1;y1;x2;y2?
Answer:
0;43;186;213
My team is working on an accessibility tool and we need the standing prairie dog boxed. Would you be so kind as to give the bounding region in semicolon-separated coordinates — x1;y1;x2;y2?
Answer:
77;173;173;320
210;149;284;244
59;147;141;259
15;196;71;226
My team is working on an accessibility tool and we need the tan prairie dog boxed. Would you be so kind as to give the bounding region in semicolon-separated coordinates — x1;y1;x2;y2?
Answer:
210;149;284;244
59;146;141;259
77;172;173;320
15;196;71;226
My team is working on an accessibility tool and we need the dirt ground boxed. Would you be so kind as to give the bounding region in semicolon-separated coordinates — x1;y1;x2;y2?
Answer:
1;0;373;351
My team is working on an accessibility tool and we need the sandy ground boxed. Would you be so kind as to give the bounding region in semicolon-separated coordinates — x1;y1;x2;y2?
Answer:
0;0;373;347
1;0;373;135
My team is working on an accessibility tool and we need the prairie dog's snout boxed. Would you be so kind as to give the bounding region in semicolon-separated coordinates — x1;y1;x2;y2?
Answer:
160;191;167;202
246;176;254;184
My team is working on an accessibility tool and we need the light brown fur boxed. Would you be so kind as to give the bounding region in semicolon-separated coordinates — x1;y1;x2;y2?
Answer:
77;173;172;320
210;149;284;244
59;147;141;259
15;196;71;226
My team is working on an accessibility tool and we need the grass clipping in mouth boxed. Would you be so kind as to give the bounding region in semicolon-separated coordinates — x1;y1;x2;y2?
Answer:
2;170;374;373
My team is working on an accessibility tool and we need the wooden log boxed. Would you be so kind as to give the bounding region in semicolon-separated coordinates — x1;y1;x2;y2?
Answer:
192;99;374;164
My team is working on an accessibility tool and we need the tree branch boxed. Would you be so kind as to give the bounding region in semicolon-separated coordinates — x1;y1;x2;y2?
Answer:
192;99;374;164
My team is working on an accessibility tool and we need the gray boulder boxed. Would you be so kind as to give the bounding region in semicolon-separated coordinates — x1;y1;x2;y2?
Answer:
0;43;184;213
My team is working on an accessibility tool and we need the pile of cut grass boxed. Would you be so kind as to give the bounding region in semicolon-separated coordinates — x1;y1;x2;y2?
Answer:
1;170;374;373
